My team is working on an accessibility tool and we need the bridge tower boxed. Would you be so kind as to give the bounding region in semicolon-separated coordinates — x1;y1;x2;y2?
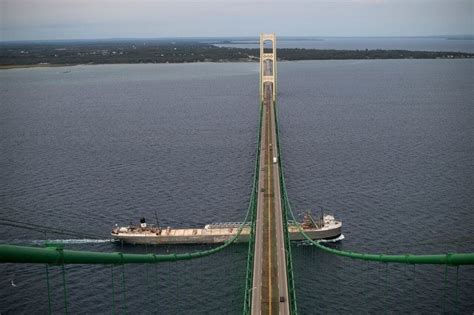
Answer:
260;33;276;103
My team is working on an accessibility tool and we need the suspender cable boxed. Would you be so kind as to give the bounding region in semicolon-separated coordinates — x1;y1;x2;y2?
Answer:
121;264;127;314
111;266;116;315
61;264;68;314
45;264;52;315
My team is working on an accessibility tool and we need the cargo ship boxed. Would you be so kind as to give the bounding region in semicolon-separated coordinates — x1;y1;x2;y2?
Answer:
111;212;342;245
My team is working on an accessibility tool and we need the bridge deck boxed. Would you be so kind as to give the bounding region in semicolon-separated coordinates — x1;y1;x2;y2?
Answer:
252;85;289;315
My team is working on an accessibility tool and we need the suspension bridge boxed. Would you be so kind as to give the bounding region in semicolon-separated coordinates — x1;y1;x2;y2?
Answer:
1;33;473;314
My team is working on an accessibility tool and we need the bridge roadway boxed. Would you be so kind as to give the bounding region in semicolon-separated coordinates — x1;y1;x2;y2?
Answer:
251;85;289;315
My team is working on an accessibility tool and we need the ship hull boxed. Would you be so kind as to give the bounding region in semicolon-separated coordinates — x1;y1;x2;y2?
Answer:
112;225;341;245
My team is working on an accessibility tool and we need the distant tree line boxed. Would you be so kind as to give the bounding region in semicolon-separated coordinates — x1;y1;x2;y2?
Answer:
276;48;472;60
0;40;472;66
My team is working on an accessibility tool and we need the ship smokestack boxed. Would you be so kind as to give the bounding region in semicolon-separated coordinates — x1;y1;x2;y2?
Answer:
140;217;147;228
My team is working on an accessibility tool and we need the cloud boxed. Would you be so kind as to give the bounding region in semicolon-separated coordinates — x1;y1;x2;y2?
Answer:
1;0;472;40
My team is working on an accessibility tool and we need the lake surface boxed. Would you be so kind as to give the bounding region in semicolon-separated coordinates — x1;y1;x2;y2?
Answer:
0;60;473;313
216;37;474;53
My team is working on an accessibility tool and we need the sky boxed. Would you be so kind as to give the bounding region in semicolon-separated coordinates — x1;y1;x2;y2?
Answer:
0;0;473;41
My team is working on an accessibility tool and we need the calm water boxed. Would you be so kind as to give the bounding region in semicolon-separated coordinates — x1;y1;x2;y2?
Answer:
216;37;474;53
0;60;473;313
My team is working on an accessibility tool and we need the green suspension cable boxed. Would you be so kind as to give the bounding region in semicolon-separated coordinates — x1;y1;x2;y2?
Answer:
154;263;159;314
61;264;68;315
366;260;370;311
145;263;150;309
384;263;388;314
412;264;416;310
176;261;179;313
444;264;448;313
111;266;116;315
273;100;298;314
283;192;474;265
0;99;263;269
45;264;52;315
121;264;127;314
273;95;474;269
455;266;459;314
243;103;263;315
168;262;171;313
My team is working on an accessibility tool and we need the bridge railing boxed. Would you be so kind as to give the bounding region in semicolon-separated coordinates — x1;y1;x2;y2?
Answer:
273;100;298;315
242;103;263;314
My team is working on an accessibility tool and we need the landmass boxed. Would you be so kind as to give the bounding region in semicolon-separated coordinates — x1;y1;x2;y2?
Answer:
1;39;472;69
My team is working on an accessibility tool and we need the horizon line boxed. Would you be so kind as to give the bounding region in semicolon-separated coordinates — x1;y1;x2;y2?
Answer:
1;34;473;44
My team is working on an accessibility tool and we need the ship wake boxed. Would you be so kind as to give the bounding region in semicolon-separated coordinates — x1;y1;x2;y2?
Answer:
31;239;117;245
296;234;345;246
319;234;345;243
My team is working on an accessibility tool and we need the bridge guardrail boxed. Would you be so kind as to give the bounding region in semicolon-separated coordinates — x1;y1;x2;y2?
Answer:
273;100;298;315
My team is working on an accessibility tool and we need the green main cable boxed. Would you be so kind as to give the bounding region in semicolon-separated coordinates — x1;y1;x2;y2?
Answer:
273;100;298;314
275;111;474;266
0;103;263;266
282;177;474;265
243;103;263;314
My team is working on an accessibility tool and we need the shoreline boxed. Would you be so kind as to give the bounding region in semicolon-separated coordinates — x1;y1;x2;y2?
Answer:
0;60;257;70
1;57;473;71
0;64;78;70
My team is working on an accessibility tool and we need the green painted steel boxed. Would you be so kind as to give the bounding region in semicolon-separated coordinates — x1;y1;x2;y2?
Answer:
0;170;257;264
0;243;234;264
0;98;264;315
4;68;474;315
283;188;474;265
45;265;52;314
111;266;116;315
61;264;69;314
304;239;474;265
242;104;262;315
242;197;257;315
0;105;264;266
273;103;474;267
273;101;298;315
